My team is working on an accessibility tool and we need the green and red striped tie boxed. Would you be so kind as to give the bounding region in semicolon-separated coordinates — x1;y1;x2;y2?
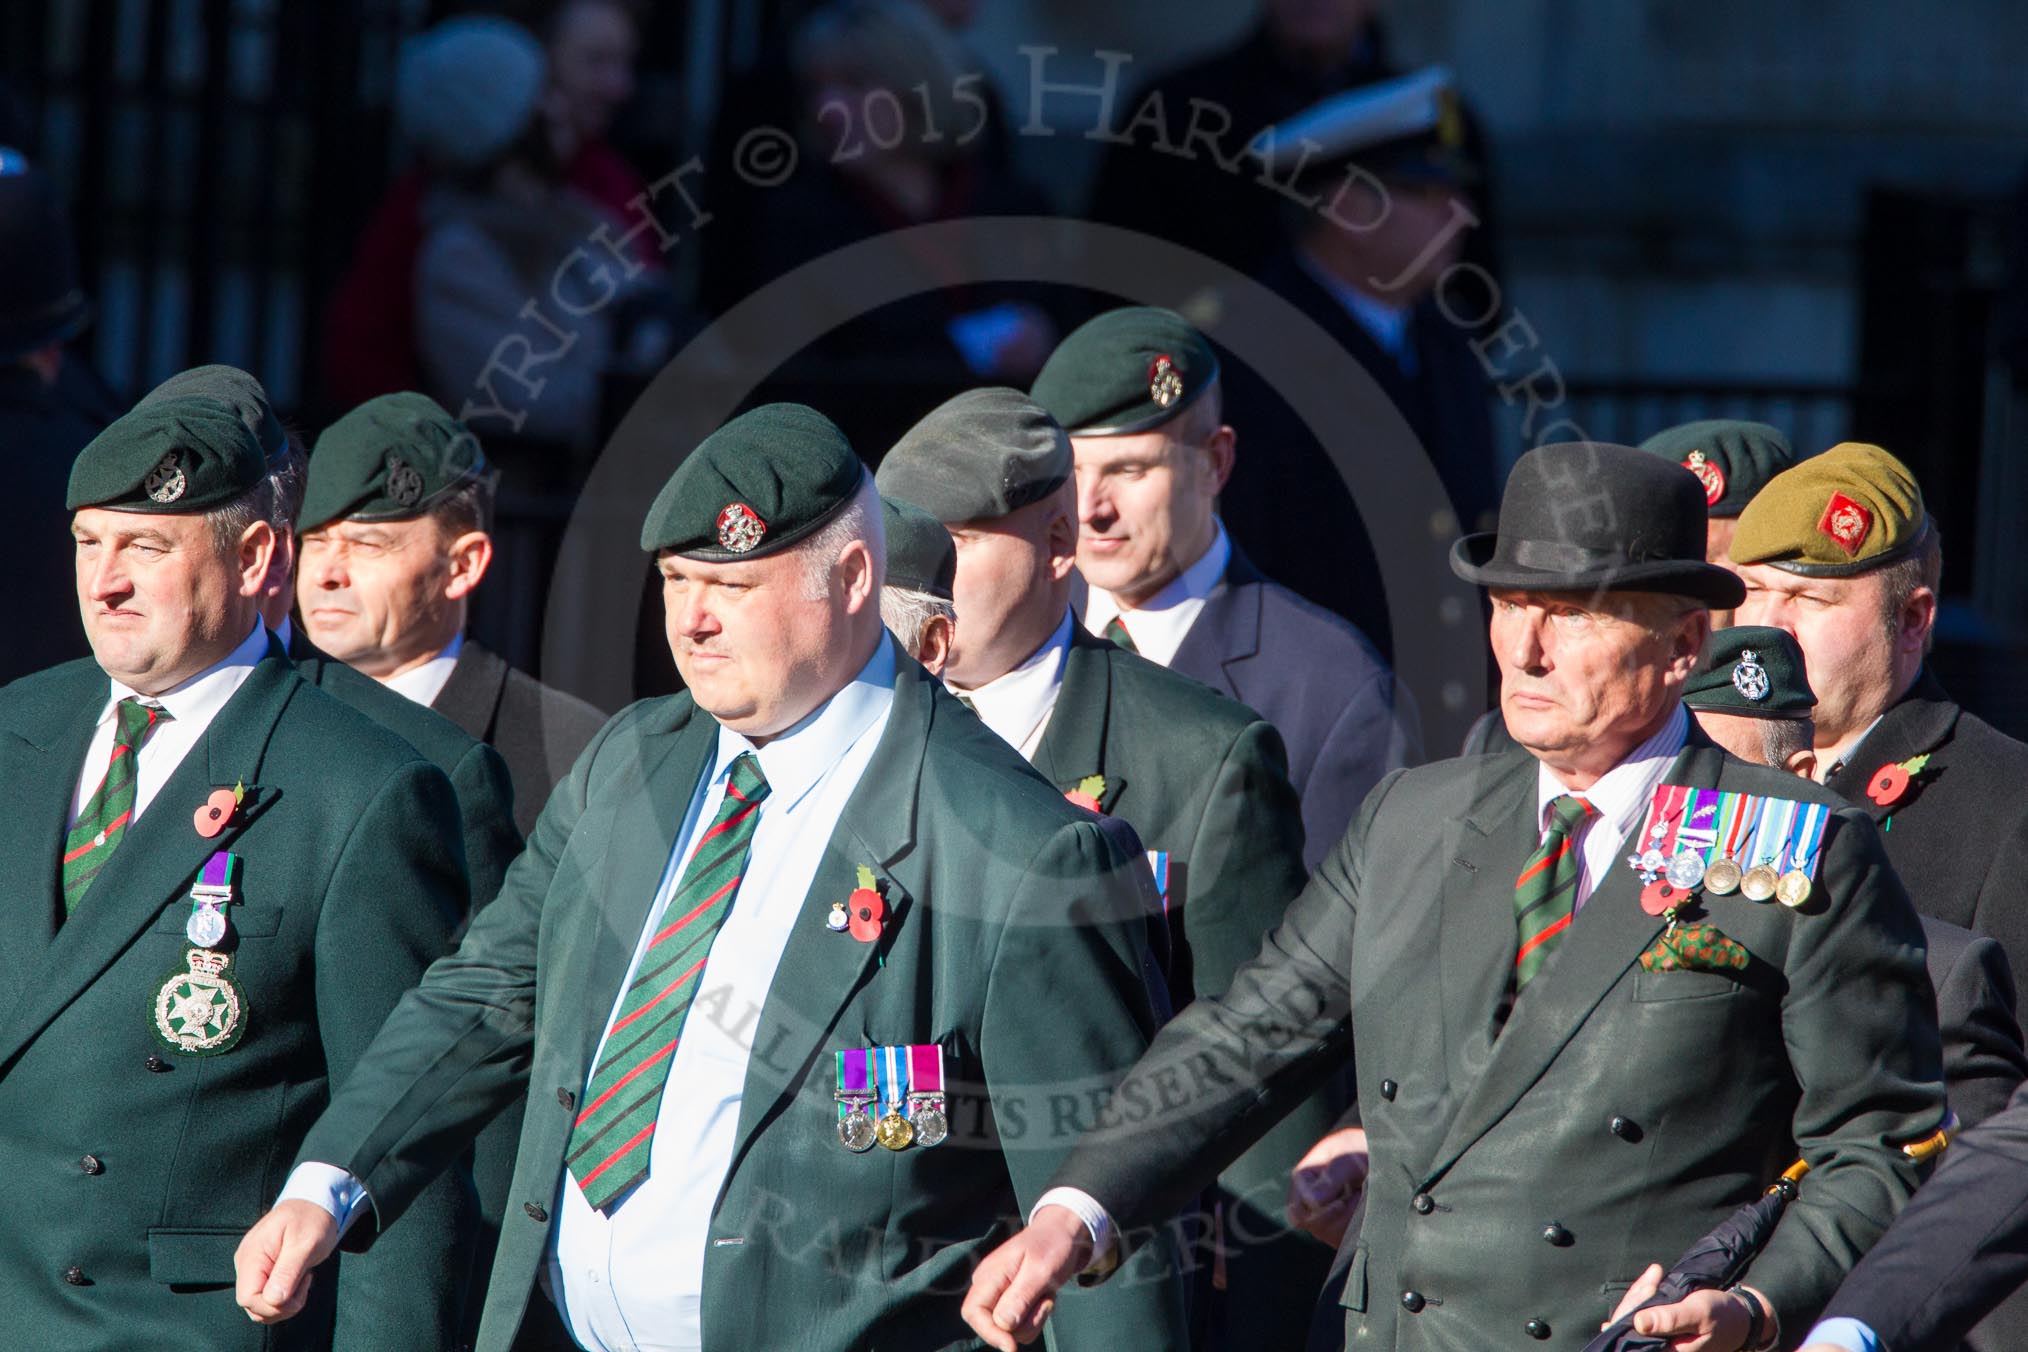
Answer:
61;697;172;913
566;752;771;1211
1513;794;1595;991
1102;617;1138;653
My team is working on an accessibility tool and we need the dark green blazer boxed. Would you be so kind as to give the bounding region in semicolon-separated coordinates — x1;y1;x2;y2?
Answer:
1054;732;1945;1350
1033;627;1336;1347
297;645;1189;1352
0;644;473;1352
284;626;523;909
431;639;606;838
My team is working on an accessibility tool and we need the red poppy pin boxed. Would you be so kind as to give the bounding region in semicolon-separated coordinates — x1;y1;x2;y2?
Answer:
1064;774;1106;814
193;782;244;839
1866;753;1931;808
828;865;887;943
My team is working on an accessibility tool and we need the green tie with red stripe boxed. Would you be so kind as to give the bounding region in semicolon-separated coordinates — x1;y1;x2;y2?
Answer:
566;751;772;1211
1102;617;1138;653
1513;794;1594;991
61;697;172;913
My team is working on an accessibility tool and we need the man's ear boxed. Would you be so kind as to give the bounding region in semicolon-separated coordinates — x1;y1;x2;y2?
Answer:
1204;425;1237;495
918;612;954;676
444;530;495;601
1784;746;1818;780
235;520;278;599
1045;494;1079;584
1897;584;1937;659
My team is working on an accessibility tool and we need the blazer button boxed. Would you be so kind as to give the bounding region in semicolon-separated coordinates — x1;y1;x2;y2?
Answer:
1526;1318;1552;1340
1541;1222;1571;1246
1380;1079;1398;1101
556;1088;575;1110
1411;1192;1435;1215
1400;1291;1426;1313
79;1155;103;1176
62;1265;86;1286
523;1202;548;1222
144;1054;170;1073
1609;1114;1642;1142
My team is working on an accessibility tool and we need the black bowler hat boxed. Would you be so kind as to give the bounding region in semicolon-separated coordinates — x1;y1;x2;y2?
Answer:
1450;442;1746;608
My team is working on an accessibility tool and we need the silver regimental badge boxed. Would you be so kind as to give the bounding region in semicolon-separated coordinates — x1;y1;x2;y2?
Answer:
1732;651;1770;702
152;949;246;1055
144;453;187;504
716;502;767;554
1148;354;1184;408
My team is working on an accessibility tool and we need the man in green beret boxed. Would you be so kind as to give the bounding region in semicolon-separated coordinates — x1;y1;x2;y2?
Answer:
0;396;475;1350
298;392;606;838
877;495;956;676
1731;442;2028;1009
1679;624;1820;775
877;385;1338;1350
1034;305;1419;874
235;402;1188;1352
1639;420;1799;628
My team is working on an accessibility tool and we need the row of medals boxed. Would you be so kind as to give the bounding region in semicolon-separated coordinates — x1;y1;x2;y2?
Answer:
1642;841;1812;908
838;1093;948;1153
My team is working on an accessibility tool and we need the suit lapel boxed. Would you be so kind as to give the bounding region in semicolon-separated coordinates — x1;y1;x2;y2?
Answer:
1030;631;1128;812
0;664;112;956
0;649;295;1072
1435;751;1538;1104
432;641;510;744
1168;548;1263;699
719;650;928;1186
1421;737;1725;1185
1824;670;1959;824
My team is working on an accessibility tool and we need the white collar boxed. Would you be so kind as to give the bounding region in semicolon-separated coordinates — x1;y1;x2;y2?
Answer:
1296;247;1416;371
102;618;269;730
1082;522;1232;667
380;633;466;709
711;639;896;813
1535;703;1690;838
952;610;1073;759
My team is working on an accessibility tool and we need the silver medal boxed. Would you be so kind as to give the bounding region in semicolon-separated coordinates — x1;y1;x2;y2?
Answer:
1637;847;1668;876
908;1095;948;1147
1664;851;1706;891
186;906;228;948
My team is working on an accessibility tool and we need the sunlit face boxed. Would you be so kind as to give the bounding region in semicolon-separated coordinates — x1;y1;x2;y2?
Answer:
1490;588;1706;771
659;545;864;738
296;518;461;677
74;507;269;695
943;510;1063;688
1073;429;1221;605
549;0;638;142
1732;564;1909;747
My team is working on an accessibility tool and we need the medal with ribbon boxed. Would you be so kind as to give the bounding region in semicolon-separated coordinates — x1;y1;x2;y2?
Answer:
1774;801;1831;908
875;1044;914;1150
835;1048;876;1152
152;849;251;1056
906;1044;947;1147
184;850;239;948
1741;797;1797;902
1704;792;1759;895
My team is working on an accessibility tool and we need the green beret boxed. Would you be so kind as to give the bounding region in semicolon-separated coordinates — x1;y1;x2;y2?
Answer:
137;365;290;466
1637;420;1797;518
641;403;866;558
1682;626;1815;719
1030;307;1219;437
880;496;955;601
67;396;266;514
1729;442;1928;577
299;393;488;533
876;388;1071;524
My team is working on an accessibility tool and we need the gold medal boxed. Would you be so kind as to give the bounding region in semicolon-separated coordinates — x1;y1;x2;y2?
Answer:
876;1110;914;1151
1775;870;1812;908
1704;858;1743;895
1740;865;1779;903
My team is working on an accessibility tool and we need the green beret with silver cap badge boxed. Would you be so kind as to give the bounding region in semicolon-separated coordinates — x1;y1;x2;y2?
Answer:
67;396;267;514
876;387;1071;524
1682;626;1816;719
880;496;955;601
641;403;867;558
138;364;291;467
1030;307;1219;437
299;392;489;534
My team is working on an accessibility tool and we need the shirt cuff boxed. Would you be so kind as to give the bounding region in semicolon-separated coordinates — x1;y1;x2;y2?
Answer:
1030;1187;1119;1278
1800;1317;1882;1352
277;1161;373;1238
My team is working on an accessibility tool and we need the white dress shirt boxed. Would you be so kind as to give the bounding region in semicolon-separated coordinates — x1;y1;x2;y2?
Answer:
1036;703;1693;1259
379;632;465;708
952;609;1073;760
69;619;269;829
1081;522;1232;668
279;641;896;1352
1535;702;1689;912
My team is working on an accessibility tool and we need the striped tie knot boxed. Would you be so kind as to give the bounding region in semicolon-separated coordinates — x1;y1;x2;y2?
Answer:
1102;617;1138;653
1512;794;1594;991
564;749;771;1212
1545;794;1595;837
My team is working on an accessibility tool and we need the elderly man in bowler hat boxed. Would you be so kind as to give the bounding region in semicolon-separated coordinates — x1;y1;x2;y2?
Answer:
964;441;1943;1352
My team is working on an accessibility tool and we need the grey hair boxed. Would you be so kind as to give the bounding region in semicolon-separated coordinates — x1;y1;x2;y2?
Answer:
797;475;885;601
1877;524;1943;656
1758;716;1815;769
268;444;308;530
205;478;278;557
879;585;953;655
